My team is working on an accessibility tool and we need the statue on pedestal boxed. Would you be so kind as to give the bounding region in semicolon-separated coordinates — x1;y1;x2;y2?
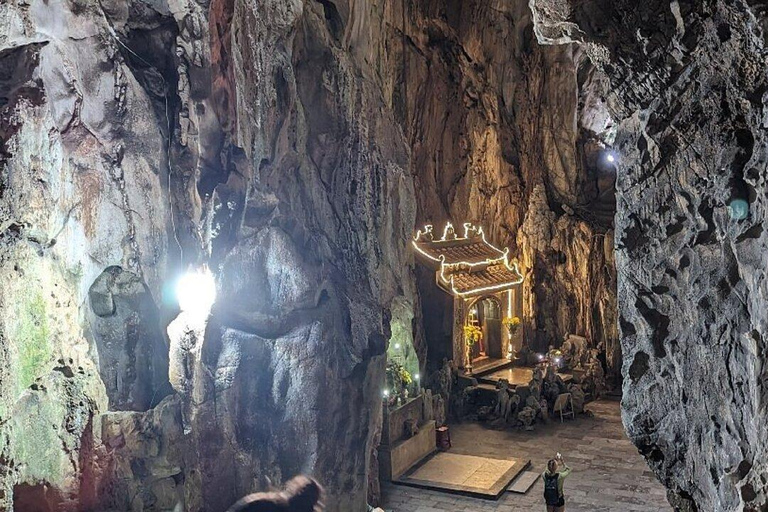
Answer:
569;383;586;414
585;348;606;399
561;333;588;370
518;395;543;431
493;379;513;422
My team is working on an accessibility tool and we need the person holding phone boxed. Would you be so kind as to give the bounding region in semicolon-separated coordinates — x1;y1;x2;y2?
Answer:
543;453;571;511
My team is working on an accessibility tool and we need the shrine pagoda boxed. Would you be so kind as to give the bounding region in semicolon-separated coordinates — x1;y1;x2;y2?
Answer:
413;222;524;372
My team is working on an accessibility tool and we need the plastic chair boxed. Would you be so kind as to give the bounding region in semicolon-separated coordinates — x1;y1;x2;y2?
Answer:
553;393;575;423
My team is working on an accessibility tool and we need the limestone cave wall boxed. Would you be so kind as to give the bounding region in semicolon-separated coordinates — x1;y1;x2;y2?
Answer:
531;0;768;510
0;0;415;510
1;0;718;511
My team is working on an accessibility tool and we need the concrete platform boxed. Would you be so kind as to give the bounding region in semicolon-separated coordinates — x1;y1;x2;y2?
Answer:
477;366;573;387
393;452;529;500
379;420;436;481
381;399;670;511
471;357;514;375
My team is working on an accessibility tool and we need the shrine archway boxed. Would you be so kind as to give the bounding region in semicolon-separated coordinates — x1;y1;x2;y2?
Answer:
467;295;503;362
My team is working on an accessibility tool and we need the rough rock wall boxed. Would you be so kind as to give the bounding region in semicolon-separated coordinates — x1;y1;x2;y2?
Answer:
0;0;170;508
0;1;415;511
379;0;619;370
531;0;768;509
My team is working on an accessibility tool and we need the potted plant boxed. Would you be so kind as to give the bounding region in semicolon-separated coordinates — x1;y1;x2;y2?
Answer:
503;316;521;337
385;361;413;406
463;324;482;374
399;366;413;401
503;316;521;360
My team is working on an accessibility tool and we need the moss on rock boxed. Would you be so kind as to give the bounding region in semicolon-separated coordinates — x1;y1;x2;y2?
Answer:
14;290;51;395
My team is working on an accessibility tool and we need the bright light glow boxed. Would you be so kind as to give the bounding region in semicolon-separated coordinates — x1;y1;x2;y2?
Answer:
414;373;420;381
729;199;749;220
383;389;390;398
176;268;217;314
603;151;619;167
441;222;456;240
394;343;401;350
537;353;544;361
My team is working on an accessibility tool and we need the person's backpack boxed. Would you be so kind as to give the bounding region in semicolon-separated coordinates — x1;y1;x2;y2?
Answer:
543;472;560;505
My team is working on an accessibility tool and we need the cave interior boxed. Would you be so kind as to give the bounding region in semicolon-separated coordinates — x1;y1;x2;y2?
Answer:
1;0;767;511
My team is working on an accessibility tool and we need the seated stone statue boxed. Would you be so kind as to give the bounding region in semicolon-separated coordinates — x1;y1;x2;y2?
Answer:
527;395;543;418
430;358;455;402
561;333;589;370
508;393;521;421
518;406;536;431
518;396;544;431
457;385;481;420
542;377;560;407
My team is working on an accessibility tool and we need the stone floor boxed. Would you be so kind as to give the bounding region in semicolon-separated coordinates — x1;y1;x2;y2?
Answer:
380;399;670;511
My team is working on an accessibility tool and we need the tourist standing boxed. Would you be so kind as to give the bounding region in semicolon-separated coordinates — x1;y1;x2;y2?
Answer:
543;453;571;511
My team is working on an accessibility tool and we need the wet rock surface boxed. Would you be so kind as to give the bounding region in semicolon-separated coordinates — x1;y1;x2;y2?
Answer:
531;0;768;510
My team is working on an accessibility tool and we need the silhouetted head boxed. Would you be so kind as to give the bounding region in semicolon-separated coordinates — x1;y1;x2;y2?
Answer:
226;491;288;512
285;476;323;511
547;459;558;473
226;476;324;512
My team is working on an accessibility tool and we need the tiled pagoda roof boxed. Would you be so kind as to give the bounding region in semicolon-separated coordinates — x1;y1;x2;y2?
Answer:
413;223;523;297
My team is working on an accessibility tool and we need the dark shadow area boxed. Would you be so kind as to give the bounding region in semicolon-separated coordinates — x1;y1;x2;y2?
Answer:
88;266;171;411
13;483;64;512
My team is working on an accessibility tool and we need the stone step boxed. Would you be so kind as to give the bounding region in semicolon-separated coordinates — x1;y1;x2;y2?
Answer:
506;469;540;494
